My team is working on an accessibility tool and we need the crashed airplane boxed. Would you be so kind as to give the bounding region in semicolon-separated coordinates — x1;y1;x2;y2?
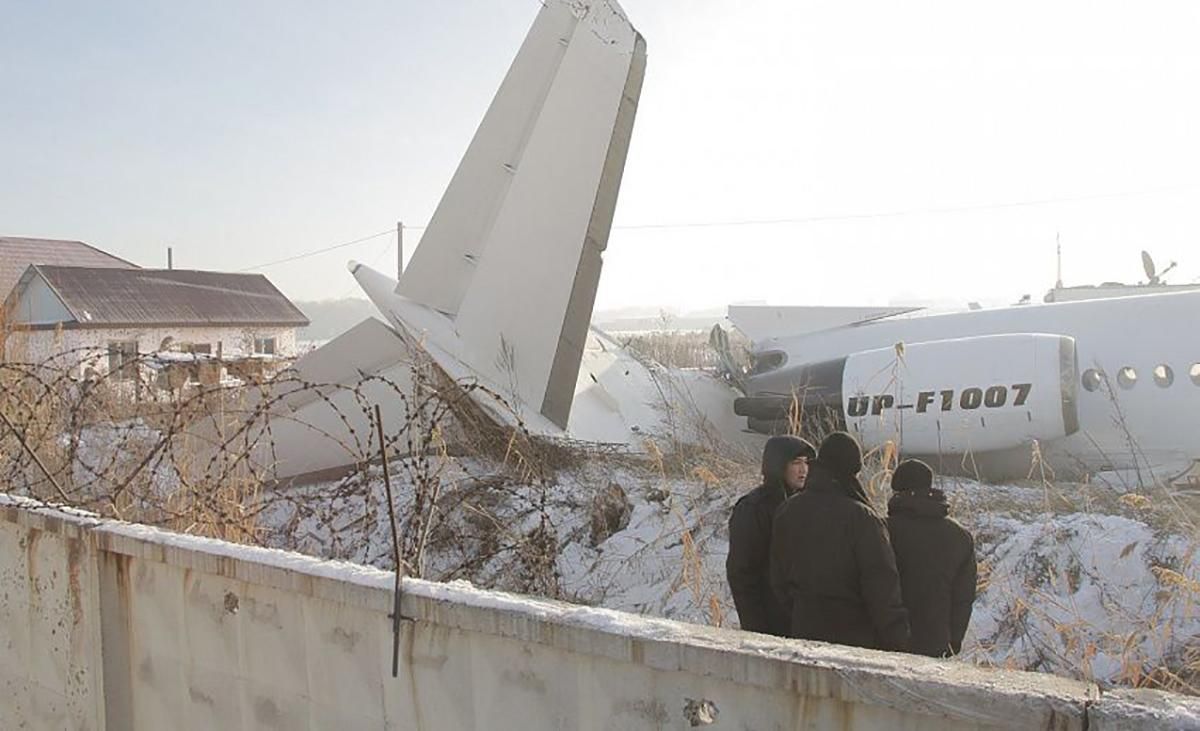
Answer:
262;0;721;479
266;0;1199;487
729;292;1200;483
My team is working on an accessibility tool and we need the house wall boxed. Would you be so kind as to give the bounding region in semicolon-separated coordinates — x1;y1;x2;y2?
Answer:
4;325;298;371
3;494;1191;731
8;273;74;325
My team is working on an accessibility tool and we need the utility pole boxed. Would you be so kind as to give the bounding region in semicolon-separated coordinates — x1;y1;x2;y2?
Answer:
1055;232;1062;288
396;221;404;280
167;246;173;270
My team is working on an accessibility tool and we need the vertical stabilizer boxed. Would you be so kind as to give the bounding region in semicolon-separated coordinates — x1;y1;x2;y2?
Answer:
394;0;645;429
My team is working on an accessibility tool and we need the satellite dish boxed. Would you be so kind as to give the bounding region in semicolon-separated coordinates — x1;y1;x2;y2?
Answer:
1142;250;1158;284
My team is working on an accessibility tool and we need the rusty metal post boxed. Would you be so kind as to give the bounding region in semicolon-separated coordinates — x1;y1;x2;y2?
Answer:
374;403;404;678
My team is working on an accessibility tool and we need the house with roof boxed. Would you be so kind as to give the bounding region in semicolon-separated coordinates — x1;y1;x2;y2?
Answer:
0;235;138;303
3;265;309;384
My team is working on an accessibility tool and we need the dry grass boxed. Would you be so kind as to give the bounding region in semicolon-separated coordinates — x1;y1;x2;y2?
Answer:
620;328;751;372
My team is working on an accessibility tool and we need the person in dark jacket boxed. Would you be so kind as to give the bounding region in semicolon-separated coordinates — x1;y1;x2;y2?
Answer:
887;459;977;657
726;435;816;636
770;431;910;651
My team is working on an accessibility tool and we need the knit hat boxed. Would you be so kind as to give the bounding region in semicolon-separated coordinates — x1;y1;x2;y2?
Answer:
891;459;934;493
817;431;863;477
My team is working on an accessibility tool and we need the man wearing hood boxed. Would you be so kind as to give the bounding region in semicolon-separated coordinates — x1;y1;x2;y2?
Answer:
770;432;909;651
887;459;977;657
726;435;816;636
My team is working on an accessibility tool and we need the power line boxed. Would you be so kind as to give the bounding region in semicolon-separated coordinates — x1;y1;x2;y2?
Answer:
238;228;405;272
239;183;1200;271
609;183;1200;231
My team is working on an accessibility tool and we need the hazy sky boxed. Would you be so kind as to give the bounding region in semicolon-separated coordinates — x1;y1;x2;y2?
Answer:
5;0;1200;311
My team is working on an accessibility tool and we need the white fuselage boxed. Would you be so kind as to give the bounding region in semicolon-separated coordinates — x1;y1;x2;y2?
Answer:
748;290;1200;480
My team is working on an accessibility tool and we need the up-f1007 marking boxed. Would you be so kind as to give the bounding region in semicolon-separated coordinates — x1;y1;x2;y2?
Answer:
847;383;1033;417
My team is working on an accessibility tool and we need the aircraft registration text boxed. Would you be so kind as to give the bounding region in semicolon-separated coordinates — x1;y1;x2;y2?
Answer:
847;383;1034;417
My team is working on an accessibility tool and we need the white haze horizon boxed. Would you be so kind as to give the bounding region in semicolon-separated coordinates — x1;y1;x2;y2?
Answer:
5;1;1200;312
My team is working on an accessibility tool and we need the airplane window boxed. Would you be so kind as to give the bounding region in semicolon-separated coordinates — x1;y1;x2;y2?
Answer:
1081;369;1103;392
1117;366;1138;389
1154;364;1174;388
1192;363;1200;385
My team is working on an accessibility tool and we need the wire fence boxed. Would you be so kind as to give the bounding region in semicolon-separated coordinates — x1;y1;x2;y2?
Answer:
0;344;591;596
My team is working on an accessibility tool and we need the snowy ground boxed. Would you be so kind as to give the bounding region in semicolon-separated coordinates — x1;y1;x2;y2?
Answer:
18;335;1196;692
255;448;1200;694
11;325;1196;694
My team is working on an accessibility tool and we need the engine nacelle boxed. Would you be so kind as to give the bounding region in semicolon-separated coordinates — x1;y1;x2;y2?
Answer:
842;334;1079;454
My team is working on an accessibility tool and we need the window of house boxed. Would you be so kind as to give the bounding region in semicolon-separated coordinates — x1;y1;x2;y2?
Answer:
254;337;277;356
175;344;212;384
107;340;138;381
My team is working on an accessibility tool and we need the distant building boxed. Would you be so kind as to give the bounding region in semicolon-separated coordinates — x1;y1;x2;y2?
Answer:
3;265;309;385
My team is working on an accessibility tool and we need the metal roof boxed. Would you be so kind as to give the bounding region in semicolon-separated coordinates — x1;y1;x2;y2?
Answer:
0;236;137;301
21;266;309;328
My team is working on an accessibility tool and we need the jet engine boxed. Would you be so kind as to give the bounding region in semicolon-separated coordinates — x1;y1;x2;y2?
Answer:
736;333;1080;455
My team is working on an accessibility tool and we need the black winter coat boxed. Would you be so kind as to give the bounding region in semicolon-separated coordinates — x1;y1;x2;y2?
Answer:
726;437;812;636
769;463;910;651
887;489;977;657
726;481;792;635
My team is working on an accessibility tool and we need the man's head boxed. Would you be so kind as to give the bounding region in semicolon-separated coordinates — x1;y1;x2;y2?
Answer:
891;459;934;493
761;435;816;493
817;431;863;477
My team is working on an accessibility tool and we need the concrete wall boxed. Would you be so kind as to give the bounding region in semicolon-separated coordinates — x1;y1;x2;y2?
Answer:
2;494;1196;731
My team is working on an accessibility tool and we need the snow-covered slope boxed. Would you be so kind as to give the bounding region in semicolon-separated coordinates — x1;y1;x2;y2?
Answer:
256;452;1200;693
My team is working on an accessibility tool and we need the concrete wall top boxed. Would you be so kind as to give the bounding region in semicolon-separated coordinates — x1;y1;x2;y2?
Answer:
5;493;1199;729
1089;689;1200;730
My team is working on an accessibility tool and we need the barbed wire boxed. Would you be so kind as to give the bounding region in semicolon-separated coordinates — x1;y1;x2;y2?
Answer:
0;343;582;593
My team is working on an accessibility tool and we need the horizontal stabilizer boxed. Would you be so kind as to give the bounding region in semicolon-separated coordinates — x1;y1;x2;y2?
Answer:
283;317;409;402
257;318;419;480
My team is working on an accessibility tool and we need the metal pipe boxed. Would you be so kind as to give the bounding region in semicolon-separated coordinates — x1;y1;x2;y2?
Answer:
374;403;404;678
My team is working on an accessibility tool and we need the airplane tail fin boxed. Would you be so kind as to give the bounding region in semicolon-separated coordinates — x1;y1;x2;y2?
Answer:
390;0;646;429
